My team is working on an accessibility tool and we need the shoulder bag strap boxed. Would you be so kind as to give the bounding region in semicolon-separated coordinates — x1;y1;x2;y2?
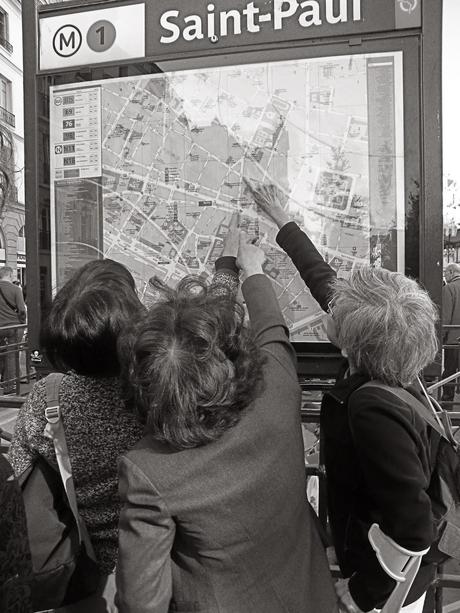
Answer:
0;284;18;312
43;373;96;559
416;377;459;449
357;380;448;440
353;381;452;477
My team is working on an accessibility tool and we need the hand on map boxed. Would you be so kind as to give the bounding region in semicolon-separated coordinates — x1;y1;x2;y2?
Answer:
243;179;291;229
222;212;240;257
237;231;265;280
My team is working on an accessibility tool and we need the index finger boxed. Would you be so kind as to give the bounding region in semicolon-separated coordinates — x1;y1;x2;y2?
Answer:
242;177;258;194
228;211;239;230
239;230;250;246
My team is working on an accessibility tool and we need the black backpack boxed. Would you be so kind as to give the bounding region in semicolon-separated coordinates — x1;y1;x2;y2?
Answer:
355;381;460;563
18;373;100;610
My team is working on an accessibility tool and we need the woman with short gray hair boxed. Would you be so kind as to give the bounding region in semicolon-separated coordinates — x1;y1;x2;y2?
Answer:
330;267;438;387
247;181;438;613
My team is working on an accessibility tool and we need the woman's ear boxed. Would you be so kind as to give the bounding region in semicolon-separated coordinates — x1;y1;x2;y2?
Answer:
324;313;341;349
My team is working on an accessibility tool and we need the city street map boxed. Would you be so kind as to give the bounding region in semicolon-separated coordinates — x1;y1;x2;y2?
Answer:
50;52;404;341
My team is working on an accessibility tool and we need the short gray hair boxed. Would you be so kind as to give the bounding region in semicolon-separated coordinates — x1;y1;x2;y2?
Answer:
445;263;460;275
331;267;438;386
0;266;13;279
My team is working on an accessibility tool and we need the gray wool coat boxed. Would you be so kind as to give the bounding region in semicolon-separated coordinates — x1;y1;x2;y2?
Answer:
115;274;337;613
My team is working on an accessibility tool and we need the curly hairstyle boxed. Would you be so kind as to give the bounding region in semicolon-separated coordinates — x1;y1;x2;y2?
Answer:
41;259;144;377
119;276;265;449
331;266;438;387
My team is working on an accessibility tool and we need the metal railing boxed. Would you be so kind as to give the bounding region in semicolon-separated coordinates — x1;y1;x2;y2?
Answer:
0;324;31;396
0;105;15;128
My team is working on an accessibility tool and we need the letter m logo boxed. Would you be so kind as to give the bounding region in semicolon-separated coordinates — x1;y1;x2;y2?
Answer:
60;30;75;51
53;25;82;58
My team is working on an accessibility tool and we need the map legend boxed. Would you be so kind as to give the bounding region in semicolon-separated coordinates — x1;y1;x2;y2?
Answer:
50;86;102;181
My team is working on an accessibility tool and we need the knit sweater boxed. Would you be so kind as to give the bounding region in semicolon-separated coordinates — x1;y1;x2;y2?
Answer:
8;374;145;574
8;261;238;575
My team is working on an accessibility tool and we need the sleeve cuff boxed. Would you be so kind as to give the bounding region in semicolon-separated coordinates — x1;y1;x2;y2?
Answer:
215;256;239;275
276;221;300;247
348;573;393;613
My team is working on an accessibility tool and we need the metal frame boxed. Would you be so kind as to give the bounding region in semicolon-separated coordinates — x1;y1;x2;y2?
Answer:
23;0;40;349
22;0;443;366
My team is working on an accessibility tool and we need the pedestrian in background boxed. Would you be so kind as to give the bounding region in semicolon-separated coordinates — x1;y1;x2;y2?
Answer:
0;266;26;394
441;262;460;404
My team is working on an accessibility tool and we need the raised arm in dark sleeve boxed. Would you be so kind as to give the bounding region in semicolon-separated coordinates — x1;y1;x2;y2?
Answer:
276;221;336;312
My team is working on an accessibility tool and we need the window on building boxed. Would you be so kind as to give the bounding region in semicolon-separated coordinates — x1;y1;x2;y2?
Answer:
0;8;11;53
0;167;9;212
17;225;25;254
0;125;13;160
0;228;5;267
0;75;11;110
0;8;8;42
0;75;14;127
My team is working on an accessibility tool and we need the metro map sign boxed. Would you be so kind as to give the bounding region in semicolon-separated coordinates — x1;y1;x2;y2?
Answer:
39;0;421;70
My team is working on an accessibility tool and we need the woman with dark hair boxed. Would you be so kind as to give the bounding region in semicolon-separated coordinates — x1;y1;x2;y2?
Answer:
247;182;438;613
8;259;146;612
115;232;337;613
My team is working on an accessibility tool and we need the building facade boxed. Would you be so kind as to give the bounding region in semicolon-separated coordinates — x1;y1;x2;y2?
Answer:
0;0;25;284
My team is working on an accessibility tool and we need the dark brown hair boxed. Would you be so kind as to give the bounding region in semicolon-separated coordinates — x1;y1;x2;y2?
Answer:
41;259;144;377
119;276;265;449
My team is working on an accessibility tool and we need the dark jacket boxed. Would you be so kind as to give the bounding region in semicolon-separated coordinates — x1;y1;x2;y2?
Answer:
277;222;436;612
0;454;32;612
442;275;460;344
0;280;26;326
116;274;338;613
9;375;145;574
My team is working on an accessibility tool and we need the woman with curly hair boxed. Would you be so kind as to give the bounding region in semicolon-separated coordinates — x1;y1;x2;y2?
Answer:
115;231;337;613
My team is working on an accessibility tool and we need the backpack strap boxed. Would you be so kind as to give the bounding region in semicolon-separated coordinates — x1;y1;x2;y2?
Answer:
355;381;448;441
43;373;96;559
351;381;451;479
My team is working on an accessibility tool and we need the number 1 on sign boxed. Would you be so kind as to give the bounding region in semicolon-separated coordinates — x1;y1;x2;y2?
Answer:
96;26;105;46
86;19;116;52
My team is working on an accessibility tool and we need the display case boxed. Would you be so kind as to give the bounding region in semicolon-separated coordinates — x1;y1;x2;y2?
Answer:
23;0;443;375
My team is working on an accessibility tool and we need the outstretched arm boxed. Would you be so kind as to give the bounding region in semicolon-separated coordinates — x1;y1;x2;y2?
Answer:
210;212;240;297
244;180;336;312
237;233;297;375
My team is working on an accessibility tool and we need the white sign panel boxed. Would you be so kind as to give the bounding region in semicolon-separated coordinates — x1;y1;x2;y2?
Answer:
50;86;102;181
39;4;145;70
